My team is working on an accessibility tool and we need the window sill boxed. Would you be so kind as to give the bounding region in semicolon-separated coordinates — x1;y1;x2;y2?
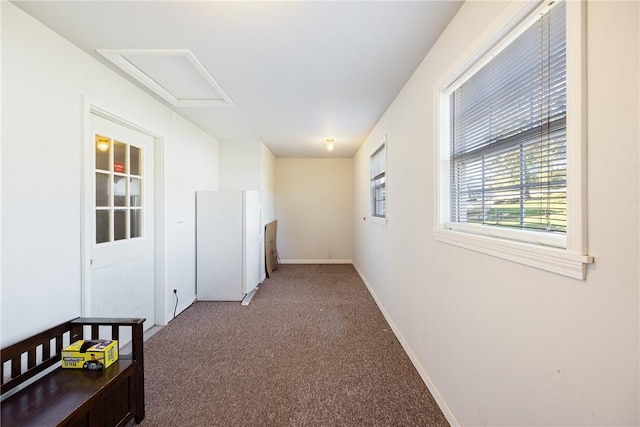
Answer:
368;216;387;226
433;228;593;280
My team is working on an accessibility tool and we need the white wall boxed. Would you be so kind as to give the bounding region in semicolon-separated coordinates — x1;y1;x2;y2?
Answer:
260;144;276;226
218;141;276;223
218;140;276;281
219;141;262;191
1;3;219;346
275;158;353;263
353;1;639;426
165;114;219;318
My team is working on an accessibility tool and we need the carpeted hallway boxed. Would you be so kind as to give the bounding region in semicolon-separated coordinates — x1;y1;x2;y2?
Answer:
141;264;449;426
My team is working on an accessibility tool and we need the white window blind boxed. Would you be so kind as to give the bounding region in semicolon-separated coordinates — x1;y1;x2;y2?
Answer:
450;1;566;235
370;143;386;218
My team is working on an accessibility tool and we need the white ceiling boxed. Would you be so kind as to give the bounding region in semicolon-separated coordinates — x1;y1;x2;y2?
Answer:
13;1;463;158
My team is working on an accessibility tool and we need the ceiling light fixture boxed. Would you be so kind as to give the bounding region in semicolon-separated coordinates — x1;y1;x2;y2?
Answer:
96;137;110;152
326;138;335;151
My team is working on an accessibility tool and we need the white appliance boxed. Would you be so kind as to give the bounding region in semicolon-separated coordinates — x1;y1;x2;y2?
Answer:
196;190;262;301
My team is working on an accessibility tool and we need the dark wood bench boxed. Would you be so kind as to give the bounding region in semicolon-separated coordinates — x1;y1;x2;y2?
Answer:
1;317;145;427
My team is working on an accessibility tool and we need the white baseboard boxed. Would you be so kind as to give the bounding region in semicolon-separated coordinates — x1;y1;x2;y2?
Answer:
279;259;353;264
352;263;460;427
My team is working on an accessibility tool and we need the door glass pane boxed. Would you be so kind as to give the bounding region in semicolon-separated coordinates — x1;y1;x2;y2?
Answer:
130;146;141;176
131;209;142;238
95;135;110;170
96;173;111;207
114;140;127;174
96;210;110;244
130;178;141;207
114;209;127;241
114;176;127;207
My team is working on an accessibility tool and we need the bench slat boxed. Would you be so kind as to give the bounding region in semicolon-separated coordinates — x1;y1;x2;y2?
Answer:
43;340;51;362
27;348;36;370
10;356;21;379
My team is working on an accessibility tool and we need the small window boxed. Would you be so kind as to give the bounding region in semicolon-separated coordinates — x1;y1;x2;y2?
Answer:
435;0;593;279
370;140;386;219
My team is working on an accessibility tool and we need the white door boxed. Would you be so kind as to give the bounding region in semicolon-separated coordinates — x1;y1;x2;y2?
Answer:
87;114;155;330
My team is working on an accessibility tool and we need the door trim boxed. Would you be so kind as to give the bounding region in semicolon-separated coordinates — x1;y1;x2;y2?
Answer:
82;97;167;326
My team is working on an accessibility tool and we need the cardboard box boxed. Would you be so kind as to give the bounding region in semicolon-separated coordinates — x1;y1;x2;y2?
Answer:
61;340;119;370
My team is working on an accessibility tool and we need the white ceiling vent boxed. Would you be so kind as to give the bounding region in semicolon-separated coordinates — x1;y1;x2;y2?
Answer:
97;49;235;108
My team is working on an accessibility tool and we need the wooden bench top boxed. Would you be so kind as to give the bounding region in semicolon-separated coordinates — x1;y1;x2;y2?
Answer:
1;360;136;426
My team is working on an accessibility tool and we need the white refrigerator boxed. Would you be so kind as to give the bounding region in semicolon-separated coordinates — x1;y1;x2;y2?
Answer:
196;190;262;301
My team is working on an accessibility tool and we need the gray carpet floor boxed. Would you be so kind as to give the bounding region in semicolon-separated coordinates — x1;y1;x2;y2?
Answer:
141;264;449;426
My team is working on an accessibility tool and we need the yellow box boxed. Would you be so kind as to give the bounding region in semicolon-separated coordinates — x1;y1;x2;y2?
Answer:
61;340;119;370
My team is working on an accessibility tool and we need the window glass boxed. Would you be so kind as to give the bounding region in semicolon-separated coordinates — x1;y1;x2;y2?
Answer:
96;210;110;244
95;135;110;171
130;146;141;176
449;1;566;235
113;175;127;207
130;178;141;207
114;209;127;241
96;173;111;207
114;140;127;174
370;142;386;218
130;209;142;238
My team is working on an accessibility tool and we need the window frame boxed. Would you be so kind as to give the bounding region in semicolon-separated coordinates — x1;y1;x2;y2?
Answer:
433;0;593;280
369;136;388;225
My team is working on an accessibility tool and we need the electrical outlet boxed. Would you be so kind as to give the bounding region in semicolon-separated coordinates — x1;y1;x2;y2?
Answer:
303;247;310;254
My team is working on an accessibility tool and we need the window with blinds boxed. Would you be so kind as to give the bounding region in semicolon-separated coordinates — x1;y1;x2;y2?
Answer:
370;142;386;218
449;1;566;236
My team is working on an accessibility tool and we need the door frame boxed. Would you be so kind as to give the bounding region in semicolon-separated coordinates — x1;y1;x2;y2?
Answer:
82;98;167;326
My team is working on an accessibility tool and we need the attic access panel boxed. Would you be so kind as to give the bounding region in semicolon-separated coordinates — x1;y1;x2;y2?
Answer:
97;49;235;108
